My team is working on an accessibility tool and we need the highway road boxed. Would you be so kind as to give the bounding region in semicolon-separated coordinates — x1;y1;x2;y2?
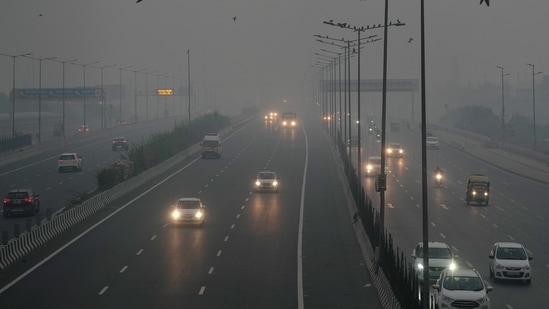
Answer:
356;124;548;308
0;109;381;308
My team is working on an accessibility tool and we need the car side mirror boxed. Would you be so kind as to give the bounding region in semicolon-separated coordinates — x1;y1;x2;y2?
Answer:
528;256;533;260
432;284;440;291
485;282;493;292
488;255;494;259
411;252;416;258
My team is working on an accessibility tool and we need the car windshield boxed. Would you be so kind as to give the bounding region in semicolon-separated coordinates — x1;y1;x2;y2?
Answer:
443;275;484;291
496;247;527;260
416;247;452;259
177;200;201;209
368;158;381;165
427;137;438;142
258;172;275;179
59;155;75;160
7;192;29;199
203;140;218;147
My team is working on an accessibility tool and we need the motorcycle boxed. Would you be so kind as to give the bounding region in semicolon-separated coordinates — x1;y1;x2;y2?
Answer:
435;172;443;187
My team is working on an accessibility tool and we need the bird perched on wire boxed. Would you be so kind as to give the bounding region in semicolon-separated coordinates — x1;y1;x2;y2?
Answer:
408;38;413;43
136;0;142;3
233;16;237;22
480;0;489;6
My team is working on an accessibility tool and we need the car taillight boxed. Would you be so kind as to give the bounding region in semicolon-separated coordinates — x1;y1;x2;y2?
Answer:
24;197;33;203
3;198;10;204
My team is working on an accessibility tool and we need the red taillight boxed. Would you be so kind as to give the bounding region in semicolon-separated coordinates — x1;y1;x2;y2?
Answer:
24;197;33;203
3;198;9;204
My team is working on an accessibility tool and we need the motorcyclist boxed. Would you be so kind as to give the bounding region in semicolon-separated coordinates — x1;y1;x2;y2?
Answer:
434;166;443;185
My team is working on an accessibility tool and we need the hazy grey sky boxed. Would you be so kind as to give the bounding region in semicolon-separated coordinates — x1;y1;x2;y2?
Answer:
1;0;548;114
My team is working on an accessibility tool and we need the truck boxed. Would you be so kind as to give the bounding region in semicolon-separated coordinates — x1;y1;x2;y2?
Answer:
200;133;222;159
465;174;490;205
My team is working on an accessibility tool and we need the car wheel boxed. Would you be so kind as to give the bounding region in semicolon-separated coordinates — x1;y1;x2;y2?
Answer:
489;266;493;278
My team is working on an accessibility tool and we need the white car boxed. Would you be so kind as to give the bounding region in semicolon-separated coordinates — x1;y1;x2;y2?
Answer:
489;242;532;284
57;152;83;172
366;156;382;176
386;143;404;158
427;136;440;149
411;241;456;282
171;197;205;226
433;268;492;309
254;169;279;192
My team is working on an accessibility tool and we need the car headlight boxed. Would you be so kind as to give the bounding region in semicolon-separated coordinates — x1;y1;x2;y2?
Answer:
495;264;504;270
272;181;278;187
417;263;424;270
283;121;287;125
195;211;203;219
387;149;392;153
448;262;456;271
441;295;454;303
484;192;488;196
172;210;181;219
477;296;489;305
291;121;296;126
436;174;442;180
472;191;477;196
523;265;530;270
255;181;260;186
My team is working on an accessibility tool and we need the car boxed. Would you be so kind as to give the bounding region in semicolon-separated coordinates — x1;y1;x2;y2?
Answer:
170;197;205;226
254;169;279;192
433;268;492;309
112;137;129;151
78;125;89;133
386;143;404;157
489;242;532;284
427;136;440;149
411;241;456;282
366;156;382;176
3;189;40;217
57;152;83;172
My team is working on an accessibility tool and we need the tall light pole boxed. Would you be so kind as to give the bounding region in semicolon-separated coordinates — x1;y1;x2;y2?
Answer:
526;63;542;150
24;55;56;143
131;68;145;122
117;65;133;124
187;49;191;123
53;58;77;137
71;60;99;127
0;52;33;141
92;64;116;130
496;66;510;141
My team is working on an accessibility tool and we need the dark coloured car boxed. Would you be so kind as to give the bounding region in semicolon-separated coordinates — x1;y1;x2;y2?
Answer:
3;189;40;217
112;137;129;151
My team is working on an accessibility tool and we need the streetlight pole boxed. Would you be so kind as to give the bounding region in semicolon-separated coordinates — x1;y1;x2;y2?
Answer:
187;49;191;123
24;55;56;143
53;58;77;137
92;64;116;130
526;63;542;150
71;60;99;128
131;68;145;123
0;52;33;141
496;66;510;141
118;65;133;124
